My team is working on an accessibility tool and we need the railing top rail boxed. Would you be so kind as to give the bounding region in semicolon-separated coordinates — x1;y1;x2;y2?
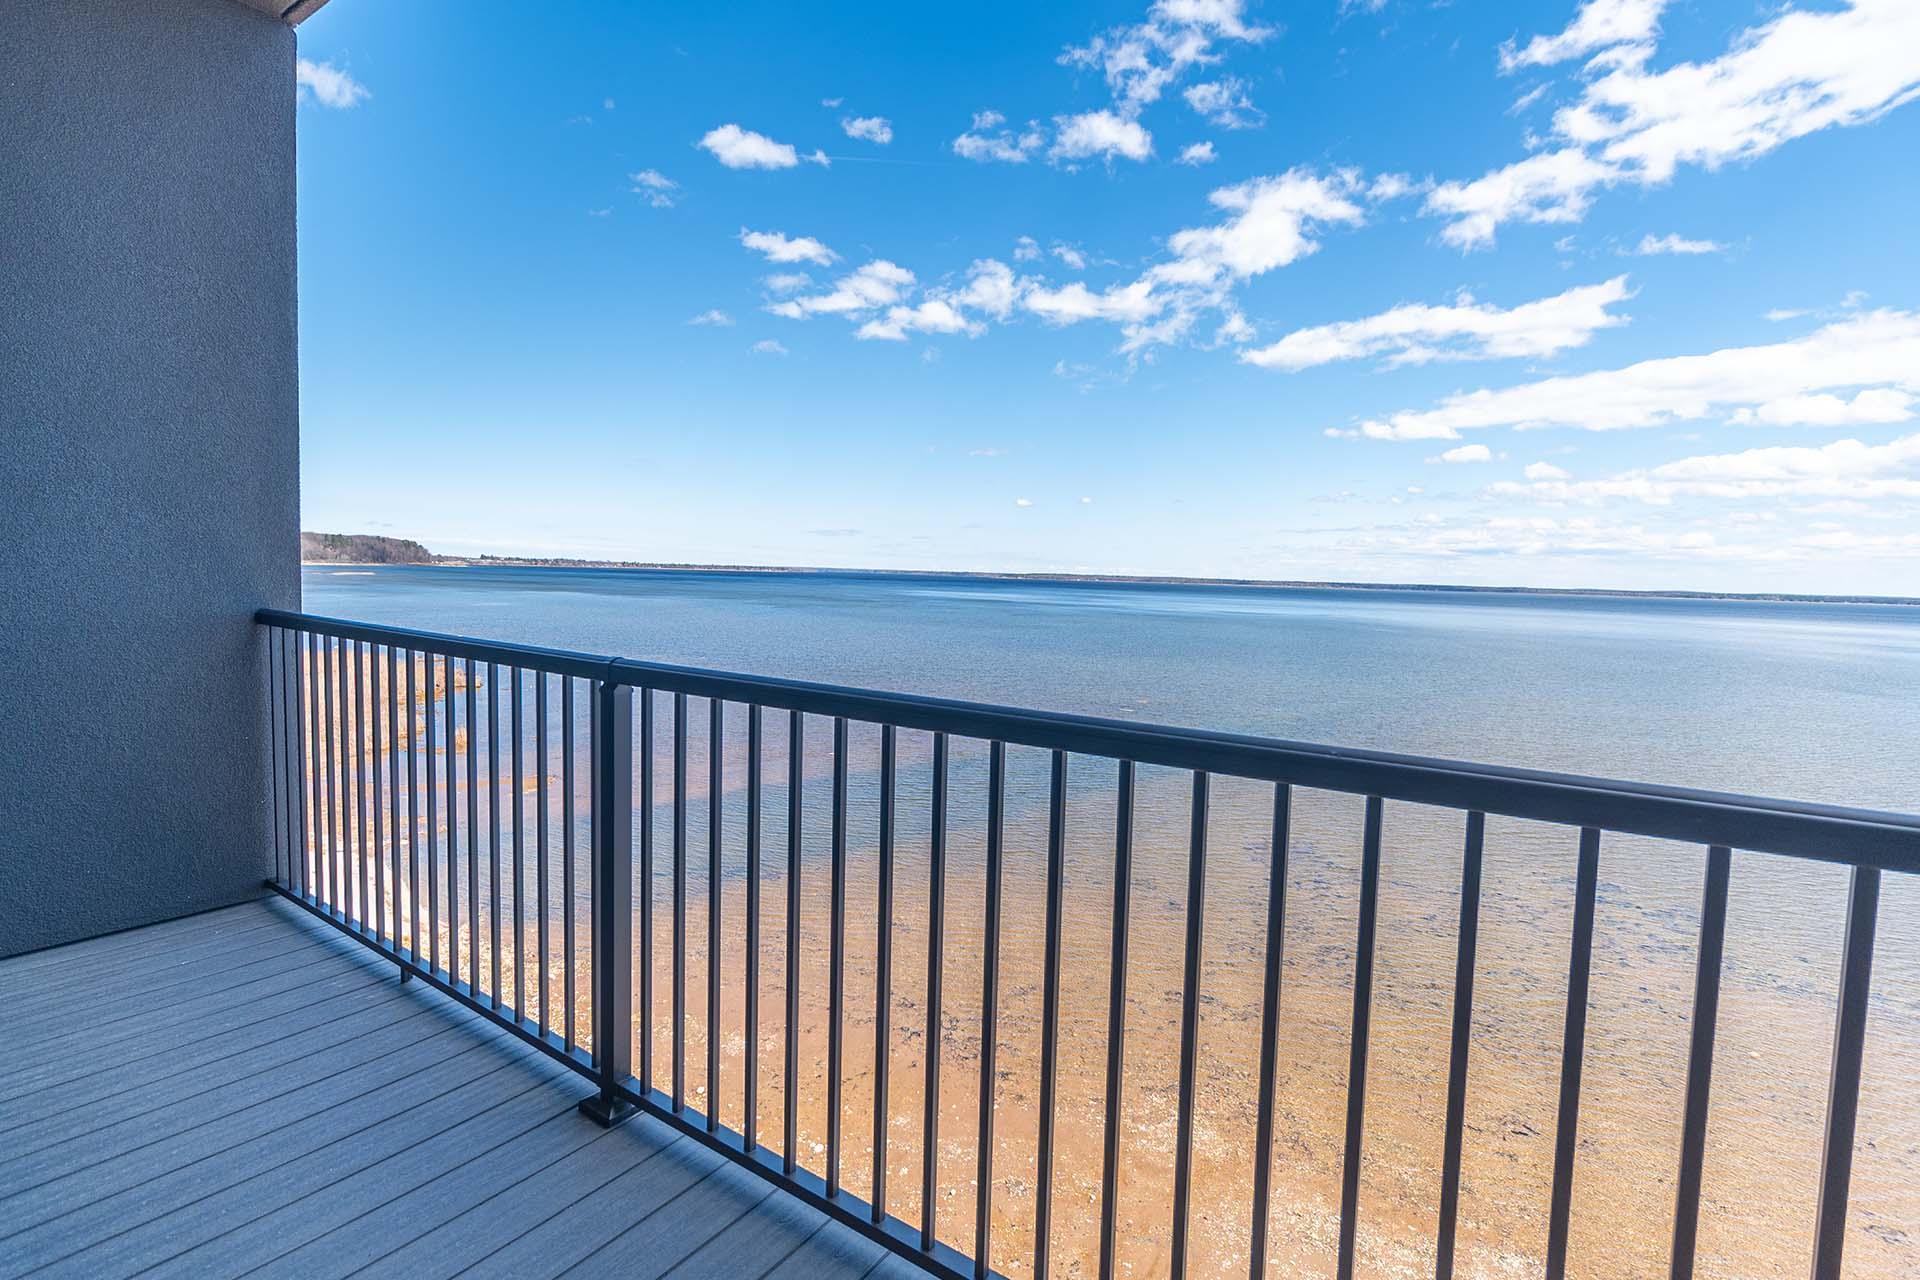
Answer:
258;608;1920;870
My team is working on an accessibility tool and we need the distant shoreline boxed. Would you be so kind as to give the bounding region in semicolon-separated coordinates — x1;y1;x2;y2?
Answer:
299;556;1920;608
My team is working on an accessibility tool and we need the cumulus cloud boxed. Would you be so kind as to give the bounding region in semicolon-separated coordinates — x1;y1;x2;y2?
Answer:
763;273;812;293
1728;388;1915;426
1432;1;1920;246
1243;277;1633;371
767;261;917;319
1013;235;1043;262
687;309;734;327
1184;78;1263;128
1060;0;1273;119
1501;0;1669;72
858;299;983;342
1489;433;1920;504
1177;141;1218;165
751;339;789;356
1337;308;1920;440
630;169;678;208
842;115;893;144
739;229;838;267
296;59;369;109
1024;280;1162;326
699;124;826;169
1162;169;1368;283
1433;444;1495;464
1631;233;1723;256
1525;461;1573;481
1053;244;1088;270
953;110;1044;162
1051;110;1154;162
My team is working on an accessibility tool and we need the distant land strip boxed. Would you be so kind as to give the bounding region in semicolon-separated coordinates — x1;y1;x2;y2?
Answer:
298;531;1920;607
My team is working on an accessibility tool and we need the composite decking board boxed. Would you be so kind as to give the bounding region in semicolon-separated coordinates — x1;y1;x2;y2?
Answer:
0;902;276;984
559;1157;783;1279
135;1073;586;1280
0;963;398;1117
3;934;374;1066
760;1217;891;1279
41;1047;566;1280
0;909;298;1003
0;1003;463;1199
0;984;427;1159
0;1009;504;1231
390;1124;702;1278
0;900;890;1280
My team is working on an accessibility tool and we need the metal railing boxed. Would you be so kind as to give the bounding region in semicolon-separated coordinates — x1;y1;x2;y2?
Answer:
255;608;1919;1280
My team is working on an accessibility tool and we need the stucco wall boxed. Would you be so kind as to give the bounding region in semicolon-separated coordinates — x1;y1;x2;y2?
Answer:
0;0;300;956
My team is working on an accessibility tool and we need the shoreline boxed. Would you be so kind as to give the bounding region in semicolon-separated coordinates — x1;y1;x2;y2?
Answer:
299;558;1920;608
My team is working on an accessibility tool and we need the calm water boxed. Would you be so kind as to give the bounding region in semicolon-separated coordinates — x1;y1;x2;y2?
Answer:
301;566;1920;1279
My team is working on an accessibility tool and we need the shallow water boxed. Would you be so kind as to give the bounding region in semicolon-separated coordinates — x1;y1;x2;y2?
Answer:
299;566;1920;1278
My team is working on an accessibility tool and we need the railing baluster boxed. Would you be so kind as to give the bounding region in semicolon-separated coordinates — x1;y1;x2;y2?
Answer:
308;632;325;906
562;677;576;1050
326;635;343;915
1810;864;1881;1280
446;656;462;985
1545;827;1603;1280
1034;749;1067;1278
425;653;441;974
512;667;525;1018
1249;783;1292;1280
1435;810;1486;1280
406;649;421;968
873;723;897;1222
746;704;763;1152
1171;771;1210;1278
467;659;481;996
288;630;308;901
640;689;655;1090
388;647;402;956
673;691;688;1112
536;671;549;1032
828;715;850;1196
1337;796;1384;1280
921;731;949;1252
268;629;285;889
709;697;724;1134
579;678;636;1127
374;645;389;945
353;640;368;929
488;661;502;1007
784;709;803;1177
1097;759;1135;1280
1669;844;1731;1280
974;739;1006;1280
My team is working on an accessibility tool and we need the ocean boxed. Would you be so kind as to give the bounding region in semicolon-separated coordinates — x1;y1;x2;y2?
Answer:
301;565;1919;1279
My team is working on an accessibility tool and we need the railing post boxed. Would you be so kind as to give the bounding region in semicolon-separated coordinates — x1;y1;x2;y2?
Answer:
579;678;638;1128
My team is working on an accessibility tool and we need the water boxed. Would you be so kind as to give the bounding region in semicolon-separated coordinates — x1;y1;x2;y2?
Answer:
301;565;1920;1278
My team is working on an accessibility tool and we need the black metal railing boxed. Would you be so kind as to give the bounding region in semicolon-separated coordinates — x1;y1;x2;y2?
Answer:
256;608;1919;1280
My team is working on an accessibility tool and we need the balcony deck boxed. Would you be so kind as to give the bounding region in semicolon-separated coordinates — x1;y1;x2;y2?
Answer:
0;899;910;1280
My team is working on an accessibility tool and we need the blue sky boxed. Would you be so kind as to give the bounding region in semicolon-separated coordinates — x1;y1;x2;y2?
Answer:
294;0;1920;594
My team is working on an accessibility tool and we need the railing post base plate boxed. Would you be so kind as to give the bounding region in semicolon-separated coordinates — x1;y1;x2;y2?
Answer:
578;1092;638;1129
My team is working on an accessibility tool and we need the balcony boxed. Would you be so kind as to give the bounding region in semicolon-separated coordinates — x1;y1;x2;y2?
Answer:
9;608;1910;1279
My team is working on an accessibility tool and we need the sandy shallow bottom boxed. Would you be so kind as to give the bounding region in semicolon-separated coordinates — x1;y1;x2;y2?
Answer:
295;666;1919;1280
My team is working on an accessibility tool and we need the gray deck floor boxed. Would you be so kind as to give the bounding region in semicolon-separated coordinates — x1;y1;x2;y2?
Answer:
0;899;922;1280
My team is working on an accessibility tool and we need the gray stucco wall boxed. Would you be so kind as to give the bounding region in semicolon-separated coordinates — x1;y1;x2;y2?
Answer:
0;0;300;956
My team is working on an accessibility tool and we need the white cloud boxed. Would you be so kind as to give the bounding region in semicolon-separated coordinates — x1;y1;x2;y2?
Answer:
1051;110;1154;162
763;273;812;293
1060;0;1272;119
1177;141;1218;165
1163;170;1367;282
1525;461;1573;481
1490;433;1920;504
1052;244;1088;270
751;339;789;356
1015;497;1035;508
1243;277;1633;371
739;229;838;267
1631;233;1723;256
1728;388;1915;427
858;299;983;342
953;110;1044;163
767;261;917;319
700;124;813;170
1366;172;1420;201
1501;0;1669;72
821;97;844;108
1434;1;1920;246
1184;78;1262;128
1341;309;1920;440
688;309;734;327
296;59;369;109
1433;444;1495;464
842;115;893;144
630;169;678;208
1023;280;1162;326
950;260;1020;318
1013;235;1043;262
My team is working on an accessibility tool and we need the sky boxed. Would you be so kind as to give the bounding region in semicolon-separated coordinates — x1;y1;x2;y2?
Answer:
294;0;1920;594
